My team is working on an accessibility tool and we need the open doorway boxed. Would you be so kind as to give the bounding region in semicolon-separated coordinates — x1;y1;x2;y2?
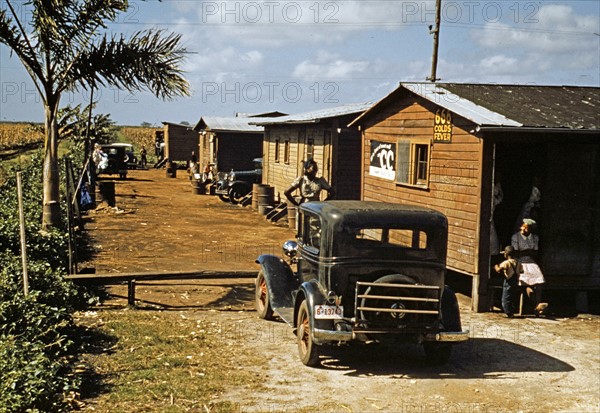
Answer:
493;143;546;251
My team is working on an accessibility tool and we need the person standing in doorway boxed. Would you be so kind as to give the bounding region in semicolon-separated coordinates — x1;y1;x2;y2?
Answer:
511;218;547;315
494;245;522;317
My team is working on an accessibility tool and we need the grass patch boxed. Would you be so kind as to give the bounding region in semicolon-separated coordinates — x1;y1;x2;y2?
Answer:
76;309;261;412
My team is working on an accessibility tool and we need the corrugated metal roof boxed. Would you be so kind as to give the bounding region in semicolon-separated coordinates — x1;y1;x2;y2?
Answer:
402;83;522;127
352;83;599;130
438;83;599;129
195;116;271;133
250;102;374;125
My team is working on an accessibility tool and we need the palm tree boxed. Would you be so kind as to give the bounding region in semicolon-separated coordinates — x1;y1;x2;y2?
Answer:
0;0;189;229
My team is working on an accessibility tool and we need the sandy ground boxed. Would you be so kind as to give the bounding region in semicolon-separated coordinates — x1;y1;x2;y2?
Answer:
81;168;600;413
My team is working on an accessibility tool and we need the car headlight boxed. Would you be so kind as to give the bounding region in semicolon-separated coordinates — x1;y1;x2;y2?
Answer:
227;173;235;181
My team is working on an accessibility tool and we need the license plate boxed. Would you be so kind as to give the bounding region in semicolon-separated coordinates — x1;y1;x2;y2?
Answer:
314;305;343;319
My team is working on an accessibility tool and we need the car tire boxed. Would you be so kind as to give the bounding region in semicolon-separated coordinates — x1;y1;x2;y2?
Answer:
360;274;416;326
228;184;249;204
255;271;274;320
297;300;320;367
422;287;461;365
218;194;230;202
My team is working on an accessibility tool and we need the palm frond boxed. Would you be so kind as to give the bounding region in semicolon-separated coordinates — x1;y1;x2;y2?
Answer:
71;29;190;100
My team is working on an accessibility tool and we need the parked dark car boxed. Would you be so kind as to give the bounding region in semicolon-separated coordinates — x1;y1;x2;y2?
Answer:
98;143;132;179
215;158;262;204
255;201;468;366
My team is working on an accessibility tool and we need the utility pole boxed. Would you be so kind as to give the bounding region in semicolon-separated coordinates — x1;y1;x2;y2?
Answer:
427;0;442;82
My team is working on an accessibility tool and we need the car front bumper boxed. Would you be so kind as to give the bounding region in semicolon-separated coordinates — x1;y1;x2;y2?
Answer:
312;328;469;344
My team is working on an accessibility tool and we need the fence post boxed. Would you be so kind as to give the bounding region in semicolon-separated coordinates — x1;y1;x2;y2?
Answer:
16;172;29;295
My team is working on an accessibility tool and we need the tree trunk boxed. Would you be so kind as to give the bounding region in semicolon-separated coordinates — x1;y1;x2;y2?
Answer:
42;101;61;230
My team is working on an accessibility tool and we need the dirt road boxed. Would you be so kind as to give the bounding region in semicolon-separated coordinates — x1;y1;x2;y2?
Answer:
82;168;600;413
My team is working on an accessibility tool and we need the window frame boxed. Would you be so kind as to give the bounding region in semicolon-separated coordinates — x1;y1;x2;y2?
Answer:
274;139;280;163
395;138;432;188
284;140;290;164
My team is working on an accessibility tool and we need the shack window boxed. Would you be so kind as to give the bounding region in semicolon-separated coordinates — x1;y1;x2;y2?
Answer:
274;139;280;163
284;140;290;164
306;138;314;160
396;139;431;188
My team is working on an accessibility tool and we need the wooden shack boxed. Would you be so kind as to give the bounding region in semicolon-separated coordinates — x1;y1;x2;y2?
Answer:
193;113;285;173
350;83;600;312
162;122;198;163
253;103;372;202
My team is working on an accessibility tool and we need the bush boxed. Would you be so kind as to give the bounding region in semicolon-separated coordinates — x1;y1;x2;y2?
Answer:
0;294;77;413
0;150;91;411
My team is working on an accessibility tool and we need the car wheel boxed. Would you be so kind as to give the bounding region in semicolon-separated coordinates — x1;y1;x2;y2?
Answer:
422;287;461;365
440;286;462;332
297;300;320;367
218;194;231;202
255;271;274;320
360;274;417;327
229;184;249;204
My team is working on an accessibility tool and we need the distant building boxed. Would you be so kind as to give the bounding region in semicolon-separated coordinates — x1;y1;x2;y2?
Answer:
162;122;198;163
193;113;286;173
252;102;373;202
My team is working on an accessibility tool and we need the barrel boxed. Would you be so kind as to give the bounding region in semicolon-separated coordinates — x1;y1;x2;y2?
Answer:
251;183;266;210
287;204;297;230
192;181;206;195
256;185;274;215
96;181;115;207
166;161;177;178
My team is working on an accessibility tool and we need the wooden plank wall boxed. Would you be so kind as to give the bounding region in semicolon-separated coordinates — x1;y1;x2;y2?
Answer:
198;133;212;171
361;96;483;275
264;124;329;203
164;124;199;162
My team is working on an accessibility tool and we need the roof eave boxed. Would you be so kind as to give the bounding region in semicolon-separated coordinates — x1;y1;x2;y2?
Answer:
478;126;600;135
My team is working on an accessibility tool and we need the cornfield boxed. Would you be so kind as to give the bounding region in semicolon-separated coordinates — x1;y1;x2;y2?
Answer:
0;122;44;150
120;126;160;154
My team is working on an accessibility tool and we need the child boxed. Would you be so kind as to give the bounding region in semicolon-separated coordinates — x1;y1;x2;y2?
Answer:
494;246;522;317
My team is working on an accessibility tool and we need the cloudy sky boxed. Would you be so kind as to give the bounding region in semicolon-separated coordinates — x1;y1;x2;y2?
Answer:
1;0;599;126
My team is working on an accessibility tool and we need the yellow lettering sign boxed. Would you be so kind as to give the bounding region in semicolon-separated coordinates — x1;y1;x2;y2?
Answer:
434;109;453;143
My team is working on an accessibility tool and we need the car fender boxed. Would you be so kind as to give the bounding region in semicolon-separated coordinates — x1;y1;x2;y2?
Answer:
293;280;331;333
229;180;251;192
256;255;299;316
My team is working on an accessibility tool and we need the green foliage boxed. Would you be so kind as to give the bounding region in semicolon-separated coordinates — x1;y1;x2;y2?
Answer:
0;149;90;411
0;294;77;413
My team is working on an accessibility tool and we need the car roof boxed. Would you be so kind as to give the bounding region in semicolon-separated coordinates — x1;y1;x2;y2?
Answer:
299;200;447;229
101;143;133;149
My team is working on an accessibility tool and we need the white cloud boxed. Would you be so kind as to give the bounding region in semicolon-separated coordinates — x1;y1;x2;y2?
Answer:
475;5;599;54
292;51;370;81
467;4;599;82
184;46;264;83
478;55;519;75
185;1;426;47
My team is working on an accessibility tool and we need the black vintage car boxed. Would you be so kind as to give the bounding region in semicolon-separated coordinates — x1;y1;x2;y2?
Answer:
215;158;262;204
255;201;468;366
